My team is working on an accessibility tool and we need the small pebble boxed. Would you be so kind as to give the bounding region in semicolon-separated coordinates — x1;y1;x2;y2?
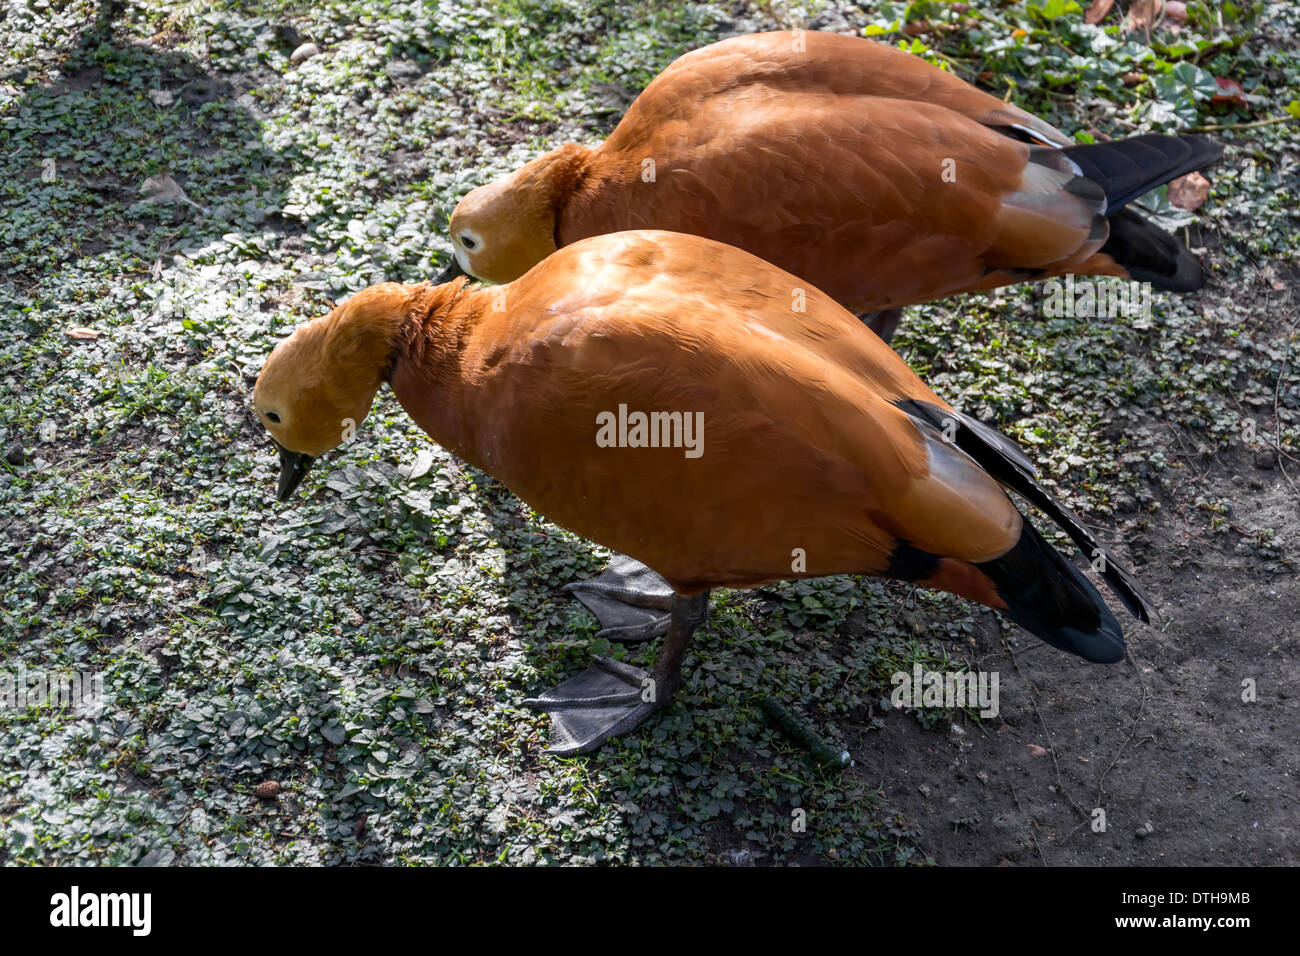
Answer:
290;42;320;65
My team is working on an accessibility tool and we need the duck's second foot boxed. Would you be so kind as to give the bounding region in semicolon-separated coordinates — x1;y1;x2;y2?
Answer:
564;553;675;643
521;656;667;756
859;307;904;344
524;589;709;756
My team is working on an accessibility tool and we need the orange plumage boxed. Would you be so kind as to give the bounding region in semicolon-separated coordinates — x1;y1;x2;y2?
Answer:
445;31;1219;322
255;232;1153;753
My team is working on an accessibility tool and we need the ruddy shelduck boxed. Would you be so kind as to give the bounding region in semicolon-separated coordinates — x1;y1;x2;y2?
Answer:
441;31;1220;341
255;231;1154;755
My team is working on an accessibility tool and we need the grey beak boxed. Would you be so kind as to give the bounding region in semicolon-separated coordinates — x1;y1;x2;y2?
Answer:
274;440;315;502
436;255;466;283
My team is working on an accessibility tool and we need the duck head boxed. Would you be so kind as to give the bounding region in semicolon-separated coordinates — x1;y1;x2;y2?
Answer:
445;143;589;284
253;284;413;501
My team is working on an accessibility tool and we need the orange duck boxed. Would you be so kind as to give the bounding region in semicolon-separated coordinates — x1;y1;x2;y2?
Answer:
439;30;1220;342
255;231;1154;755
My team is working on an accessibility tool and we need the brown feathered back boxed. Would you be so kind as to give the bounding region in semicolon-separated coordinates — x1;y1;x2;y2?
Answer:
446;31;1215;310
387;231;1022;598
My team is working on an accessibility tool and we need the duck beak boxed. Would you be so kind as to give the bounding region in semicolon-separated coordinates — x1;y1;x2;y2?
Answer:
436;255;466;283
273;440;315;502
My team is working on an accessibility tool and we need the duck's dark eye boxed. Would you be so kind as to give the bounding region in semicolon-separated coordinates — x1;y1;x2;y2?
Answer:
459;235;477;250
265;411;281;424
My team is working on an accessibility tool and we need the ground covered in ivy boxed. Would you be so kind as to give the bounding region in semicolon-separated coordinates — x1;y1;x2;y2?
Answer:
1;0;1296;866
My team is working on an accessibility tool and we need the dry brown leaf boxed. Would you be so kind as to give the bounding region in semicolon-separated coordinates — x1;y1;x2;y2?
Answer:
1125;0;1160;32
1169;171;1211;212
138;173;203;211
1084;0;1115;25
139;173;184;202
64;327;101;340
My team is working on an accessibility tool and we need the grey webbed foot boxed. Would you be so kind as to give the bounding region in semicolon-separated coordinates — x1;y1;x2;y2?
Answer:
525;589;710;756
521;656;663;756
564;553;674;642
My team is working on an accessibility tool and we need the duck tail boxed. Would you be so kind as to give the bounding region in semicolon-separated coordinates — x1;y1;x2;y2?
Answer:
1062;134;1223;212
1097;206;1206;292
1055;134;1222;292
895;399;1157;631
974;519;1126;663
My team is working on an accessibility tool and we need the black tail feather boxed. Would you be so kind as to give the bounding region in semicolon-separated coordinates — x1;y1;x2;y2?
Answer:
1062;134;1223;212
976;521;1126;663
897;400;1157;625
1100;207;1205;292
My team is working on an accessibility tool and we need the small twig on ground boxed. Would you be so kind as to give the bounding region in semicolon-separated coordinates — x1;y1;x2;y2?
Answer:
1096;649;1152;805
1165;422;1209;479
1271;315;1300;502
1186;116;1298;133
1059;648;1153;846
1001;634;1090;824
1010;784;1048;866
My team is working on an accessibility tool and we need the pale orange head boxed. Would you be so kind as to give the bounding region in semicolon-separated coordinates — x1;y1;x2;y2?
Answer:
253;284;413;499
446;144;589;284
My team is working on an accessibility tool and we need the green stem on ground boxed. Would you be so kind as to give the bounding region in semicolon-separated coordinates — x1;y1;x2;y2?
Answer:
1187;116;1298;133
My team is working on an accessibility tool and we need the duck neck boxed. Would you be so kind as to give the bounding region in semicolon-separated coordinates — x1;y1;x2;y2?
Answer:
525;143;591;244
387;278;494;469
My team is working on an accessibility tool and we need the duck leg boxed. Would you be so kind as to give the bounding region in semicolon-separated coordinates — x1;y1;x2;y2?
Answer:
859;307;903;344
564;553;675;642
523;590;710;756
